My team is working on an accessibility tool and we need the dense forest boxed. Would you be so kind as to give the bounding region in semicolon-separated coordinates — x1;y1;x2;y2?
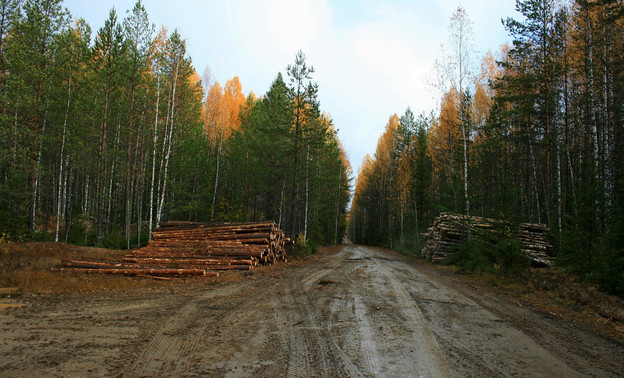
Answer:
0;0;351;251
350;0;624;296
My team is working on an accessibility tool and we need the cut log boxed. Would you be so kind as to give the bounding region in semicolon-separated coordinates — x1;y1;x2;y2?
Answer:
58;221;287;278
421;212;553;266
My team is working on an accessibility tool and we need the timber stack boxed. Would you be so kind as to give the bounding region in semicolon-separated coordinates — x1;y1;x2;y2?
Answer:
421;212;553;266
60;221;289;278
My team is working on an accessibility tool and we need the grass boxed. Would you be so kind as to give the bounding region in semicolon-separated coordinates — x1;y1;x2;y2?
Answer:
433;259;624;341
0;240;308;295
0;241;184;294
384;245;624;342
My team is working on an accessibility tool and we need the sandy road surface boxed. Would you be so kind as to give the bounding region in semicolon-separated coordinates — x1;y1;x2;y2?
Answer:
1;245;623;377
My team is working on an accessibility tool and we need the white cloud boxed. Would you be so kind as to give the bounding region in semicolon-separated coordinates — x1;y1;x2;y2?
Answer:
267;0;332;54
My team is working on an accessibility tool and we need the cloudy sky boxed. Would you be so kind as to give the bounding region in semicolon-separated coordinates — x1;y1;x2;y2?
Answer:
63;0;519;176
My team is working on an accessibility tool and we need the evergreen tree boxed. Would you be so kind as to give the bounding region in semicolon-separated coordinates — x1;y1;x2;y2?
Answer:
286;50;319;239
91;8;125;244
4;0;68;235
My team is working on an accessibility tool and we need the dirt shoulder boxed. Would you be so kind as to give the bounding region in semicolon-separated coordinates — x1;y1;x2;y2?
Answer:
2;243;623;377
403;251;624;343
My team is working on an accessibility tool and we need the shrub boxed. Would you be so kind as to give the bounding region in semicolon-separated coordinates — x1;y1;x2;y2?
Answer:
447;227;530;276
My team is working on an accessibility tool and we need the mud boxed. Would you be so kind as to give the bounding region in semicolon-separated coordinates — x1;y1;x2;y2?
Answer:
1;245;623;377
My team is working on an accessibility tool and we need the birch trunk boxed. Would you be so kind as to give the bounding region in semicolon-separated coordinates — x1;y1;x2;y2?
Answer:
157;58;179;225
303;144;310;241
585;8;600;227
83;174;89;215
211;130;223;220
56;67;72;242
148;75;160;240
106;121;121;233
135;111;146;247
156;90;173;225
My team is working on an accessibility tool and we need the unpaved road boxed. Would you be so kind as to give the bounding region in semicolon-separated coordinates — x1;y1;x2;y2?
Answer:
1;245;623;377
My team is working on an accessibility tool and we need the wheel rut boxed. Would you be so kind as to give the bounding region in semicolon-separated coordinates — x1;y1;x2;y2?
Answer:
3;245;623;377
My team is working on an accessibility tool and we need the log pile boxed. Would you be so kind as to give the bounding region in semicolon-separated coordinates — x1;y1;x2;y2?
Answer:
59;260;215;277
60;221;289;278
421;213;553;266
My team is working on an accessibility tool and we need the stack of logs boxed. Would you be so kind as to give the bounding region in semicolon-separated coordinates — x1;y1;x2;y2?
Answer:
61;221;290;278
421;212;553;266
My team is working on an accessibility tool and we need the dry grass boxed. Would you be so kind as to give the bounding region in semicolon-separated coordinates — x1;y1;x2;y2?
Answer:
0;241;183;294
434;262;624;341
379;246;624;341
0;241;306;295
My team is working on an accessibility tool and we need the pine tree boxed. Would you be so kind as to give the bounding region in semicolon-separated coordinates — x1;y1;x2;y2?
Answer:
91;8;125;244
6;0;68;236
286;50;319;239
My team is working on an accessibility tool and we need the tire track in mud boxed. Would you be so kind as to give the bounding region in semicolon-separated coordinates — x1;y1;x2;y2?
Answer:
352;293;381;376
379;253;584;377
273;255;363;377
372;259;452;376
5;245;623;377
129;301;204;376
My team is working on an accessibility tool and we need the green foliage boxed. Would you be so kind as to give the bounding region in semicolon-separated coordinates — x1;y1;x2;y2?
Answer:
447;228;530;276
222;57;351;250
101;230;125;250
350;0;624;298
292;234;317;257
0;1;350;254
64;218;91;246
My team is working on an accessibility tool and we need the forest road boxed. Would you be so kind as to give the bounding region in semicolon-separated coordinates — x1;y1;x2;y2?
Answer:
2;244;623;377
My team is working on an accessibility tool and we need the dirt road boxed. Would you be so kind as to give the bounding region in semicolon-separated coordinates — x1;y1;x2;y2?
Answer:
2;245;623;377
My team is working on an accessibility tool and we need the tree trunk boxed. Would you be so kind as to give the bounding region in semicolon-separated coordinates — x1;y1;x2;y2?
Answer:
585;7;600;228
30;106;48;237
106;121;121;234
96;85;111;245
157;58;179;225
289;95;300;238
334;166;341;245
461;119;469;215
124;69;138;249
83;174;89;216
64;160;73;243
527;118;541;224
149;74;160;240
211;131;223;220
278;178;286;228
303;144;309;241
56;68;72;242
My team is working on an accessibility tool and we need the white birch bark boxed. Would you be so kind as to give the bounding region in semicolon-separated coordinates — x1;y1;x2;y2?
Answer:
55;68;72;242
148;74;160;240
303;144;310;241
157;58;179;225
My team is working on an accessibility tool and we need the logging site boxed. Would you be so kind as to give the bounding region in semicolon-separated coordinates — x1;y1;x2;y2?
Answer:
2;0;624;376
2;243;624;376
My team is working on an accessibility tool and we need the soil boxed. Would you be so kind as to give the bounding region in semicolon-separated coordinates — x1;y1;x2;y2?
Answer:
1;244;623;377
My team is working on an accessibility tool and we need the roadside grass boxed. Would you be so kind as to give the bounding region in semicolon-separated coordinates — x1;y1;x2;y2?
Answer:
484;268;624;337
0;241;179;294
400;250;624;341
0;241;310;295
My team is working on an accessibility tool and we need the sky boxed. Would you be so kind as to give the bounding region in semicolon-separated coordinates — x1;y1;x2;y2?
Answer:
63;0;519;177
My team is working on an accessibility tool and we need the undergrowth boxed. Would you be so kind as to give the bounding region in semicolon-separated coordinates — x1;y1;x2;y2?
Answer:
446;226;531;277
